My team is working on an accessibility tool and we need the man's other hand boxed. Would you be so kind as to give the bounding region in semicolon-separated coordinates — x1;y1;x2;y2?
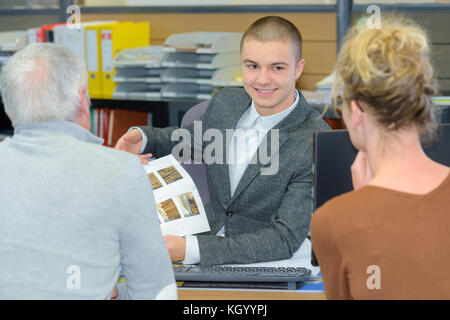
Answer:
111;286;118;300
164;235;186;262
115;129;143;154
115;129;152;164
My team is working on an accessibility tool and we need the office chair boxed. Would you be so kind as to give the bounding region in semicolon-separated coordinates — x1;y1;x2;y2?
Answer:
180;100;211;206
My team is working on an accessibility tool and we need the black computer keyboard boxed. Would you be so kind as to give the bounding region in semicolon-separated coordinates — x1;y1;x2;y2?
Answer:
173;265;311;289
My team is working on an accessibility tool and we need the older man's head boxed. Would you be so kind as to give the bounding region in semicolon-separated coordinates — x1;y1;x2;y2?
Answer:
0;43;90;129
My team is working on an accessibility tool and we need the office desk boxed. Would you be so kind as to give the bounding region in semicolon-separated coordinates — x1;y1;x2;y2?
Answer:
178;288;326;300
117;274;325;300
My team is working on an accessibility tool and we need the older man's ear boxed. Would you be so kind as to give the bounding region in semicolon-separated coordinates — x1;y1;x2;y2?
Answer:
77;86;91;131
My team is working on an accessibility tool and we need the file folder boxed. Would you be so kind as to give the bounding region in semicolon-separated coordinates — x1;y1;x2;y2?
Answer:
53;21;114;64
41;23;66;42
100;22;150;99
84;22;117;99
27;28;39;44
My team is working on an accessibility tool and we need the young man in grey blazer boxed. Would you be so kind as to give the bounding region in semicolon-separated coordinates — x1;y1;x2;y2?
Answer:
116;16;330;267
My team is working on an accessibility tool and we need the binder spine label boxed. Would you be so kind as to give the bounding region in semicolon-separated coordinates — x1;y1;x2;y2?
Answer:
86;30;98;72
101;30;113;73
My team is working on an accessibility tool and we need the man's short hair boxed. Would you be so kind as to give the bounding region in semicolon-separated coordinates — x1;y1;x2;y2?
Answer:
0;43;88;127
240;16;303;62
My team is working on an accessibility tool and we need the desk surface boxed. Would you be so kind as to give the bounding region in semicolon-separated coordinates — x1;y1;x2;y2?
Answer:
178;288;326;300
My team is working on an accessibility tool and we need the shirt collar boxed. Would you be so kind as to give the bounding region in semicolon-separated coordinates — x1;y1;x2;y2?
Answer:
14;120;104;145
248;89;300;130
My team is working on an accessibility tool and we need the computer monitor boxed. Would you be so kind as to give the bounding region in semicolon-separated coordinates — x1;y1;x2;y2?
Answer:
311;123;450;266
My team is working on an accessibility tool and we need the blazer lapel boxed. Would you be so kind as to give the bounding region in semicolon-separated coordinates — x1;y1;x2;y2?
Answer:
228;90;313;205
229;128;290;204
212;91;251;207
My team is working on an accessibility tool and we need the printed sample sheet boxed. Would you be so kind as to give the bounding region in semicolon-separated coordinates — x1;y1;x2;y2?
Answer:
143;155;210;236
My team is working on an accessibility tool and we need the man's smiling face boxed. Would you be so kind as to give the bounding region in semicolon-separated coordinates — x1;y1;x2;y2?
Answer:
241;38;304;116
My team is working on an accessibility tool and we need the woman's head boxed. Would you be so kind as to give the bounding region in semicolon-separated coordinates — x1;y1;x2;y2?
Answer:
332;15;439;145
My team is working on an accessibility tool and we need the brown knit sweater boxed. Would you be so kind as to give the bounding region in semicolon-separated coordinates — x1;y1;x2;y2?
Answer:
311;172;450;299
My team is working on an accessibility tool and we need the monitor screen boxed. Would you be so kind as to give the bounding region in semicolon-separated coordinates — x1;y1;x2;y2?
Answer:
311;124;450;266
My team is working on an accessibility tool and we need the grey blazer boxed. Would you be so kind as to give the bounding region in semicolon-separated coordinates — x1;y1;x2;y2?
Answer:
140;87;330;266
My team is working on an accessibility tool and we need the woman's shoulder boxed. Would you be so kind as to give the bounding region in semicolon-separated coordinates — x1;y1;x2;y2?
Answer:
315;188;367;215
311;187;382;231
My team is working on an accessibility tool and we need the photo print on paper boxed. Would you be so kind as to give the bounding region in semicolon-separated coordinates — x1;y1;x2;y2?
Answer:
157;166;183;185
177;192;200;217
148;172;163;190
157;198;182;222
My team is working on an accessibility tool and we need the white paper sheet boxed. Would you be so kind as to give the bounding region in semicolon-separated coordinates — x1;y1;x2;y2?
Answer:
143;155;210;237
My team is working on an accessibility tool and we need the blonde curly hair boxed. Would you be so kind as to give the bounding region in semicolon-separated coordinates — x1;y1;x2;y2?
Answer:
332;15;439;138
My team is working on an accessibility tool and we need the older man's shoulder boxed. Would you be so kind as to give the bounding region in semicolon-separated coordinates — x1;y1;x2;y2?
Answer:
78;138;143;171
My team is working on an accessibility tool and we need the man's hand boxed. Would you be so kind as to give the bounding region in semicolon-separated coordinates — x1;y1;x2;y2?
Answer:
351;150;373;190
114;129;152;164
111;286;118;300
164;235;186;262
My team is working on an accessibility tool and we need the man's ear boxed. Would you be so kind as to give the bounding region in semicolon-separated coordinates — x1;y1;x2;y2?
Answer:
76;86;91;131
350;100;364;128
78;86;90;114
295;58;305;80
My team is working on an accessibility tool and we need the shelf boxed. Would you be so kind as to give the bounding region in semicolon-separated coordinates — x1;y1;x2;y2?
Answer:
78;5;336;14
0;8;59;15
2;3;449;16
352;3;450;13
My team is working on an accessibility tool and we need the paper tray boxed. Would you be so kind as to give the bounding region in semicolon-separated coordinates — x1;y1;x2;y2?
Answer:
113;67;165;83
0;30;27;52
113;45;167;68
163;32;242;54
161;68;215;84
161;66;242;86
161;83;214;100
113;82;162;100
162;51;240;69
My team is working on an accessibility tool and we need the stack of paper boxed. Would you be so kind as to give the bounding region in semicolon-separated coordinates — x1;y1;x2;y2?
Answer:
0;30;27;72
432;96;450;106
51;21;150;99
314;72;335;105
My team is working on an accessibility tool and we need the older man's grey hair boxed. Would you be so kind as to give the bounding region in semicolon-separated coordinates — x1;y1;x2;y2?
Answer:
0;43;88;127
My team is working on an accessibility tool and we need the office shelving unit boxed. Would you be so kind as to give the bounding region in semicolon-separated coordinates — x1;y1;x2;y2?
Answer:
112;45;166;100
0;0;449;128
160;32;242;99
1;1;449;46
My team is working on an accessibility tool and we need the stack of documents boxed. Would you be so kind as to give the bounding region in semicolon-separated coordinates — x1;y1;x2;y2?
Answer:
51;21;150;99
160;32;243;100
112;45;166;100
0;30;27;72
314;72;335;105
25;21;150;99
433;96;450;106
